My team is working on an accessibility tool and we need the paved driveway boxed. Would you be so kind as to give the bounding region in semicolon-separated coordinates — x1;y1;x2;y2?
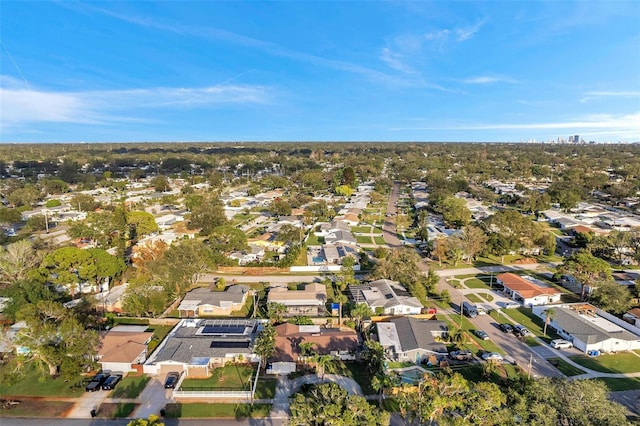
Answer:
65;388;110;418
132;376;173;418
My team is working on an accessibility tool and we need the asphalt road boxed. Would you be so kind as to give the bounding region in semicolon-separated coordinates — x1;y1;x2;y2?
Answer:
381;182;402;248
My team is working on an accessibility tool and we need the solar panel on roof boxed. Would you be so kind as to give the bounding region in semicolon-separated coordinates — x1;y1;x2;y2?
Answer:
201;325;246;334
209;341;250;348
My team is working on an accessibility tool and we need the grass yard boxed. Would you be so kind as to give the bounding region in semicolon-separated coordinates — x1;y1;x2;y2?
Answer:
356;236;373;244
254;378;277;399
306;234;323;246
386;362;414;369
0;363;85;398
440;313;504;354
569;352;640;374
477;293;494;302
146;324;176;353
465;294;482;303
547;358;586;376
181;364;255;391
109;375;150;399
503;308;562;342
462;278;490;289
352;226;373;233
164;402;271;418
0;400;74;417
333;361;375;395
374;236;386;245
596;377;640;391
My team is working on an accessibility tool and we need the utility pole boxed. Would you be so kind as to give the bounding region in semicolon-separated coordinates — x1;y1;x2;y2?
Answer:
528;354;533;379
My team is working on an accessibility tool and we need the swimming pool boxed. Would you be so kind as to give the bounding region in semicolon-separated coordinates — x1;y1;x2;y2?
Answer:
312;256;325;263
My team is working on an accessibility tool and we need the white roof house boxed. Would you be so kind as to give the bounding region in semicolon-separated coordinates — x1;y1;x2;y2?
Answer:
348;279;423;315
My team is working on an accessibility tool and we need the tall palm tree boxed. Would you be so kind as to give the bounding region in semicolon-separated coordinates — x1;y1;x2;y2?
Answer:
450;327;466;348
543;308;555;336
316;354;334;381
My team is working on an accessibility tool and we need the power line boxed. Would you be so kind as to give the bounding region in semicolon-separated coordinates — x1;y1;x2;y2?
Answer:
1;40;30;89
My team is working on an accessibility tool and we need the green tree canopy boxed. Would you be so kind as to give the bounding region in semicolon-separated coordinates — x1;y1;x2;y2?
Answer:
290;382;390;426
127;211;159;238
208;224;248;253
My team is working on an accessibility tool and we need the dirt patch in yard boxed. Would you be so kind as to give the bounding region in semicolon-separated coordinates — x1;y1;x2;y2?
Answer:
0;398;75;417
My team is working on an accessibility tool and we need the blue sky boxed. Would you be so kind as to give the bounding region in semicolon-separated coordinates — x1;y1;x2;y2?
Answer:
1;1;639;143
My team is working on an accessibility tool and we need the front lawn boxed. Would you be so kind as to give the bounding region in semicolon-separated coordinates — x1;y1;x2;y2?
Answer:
180;364;255;391
596;377;640;391
502;308;561;341
352;226;373;233
109;375;150;399
164;402;271;418
569;352;640;374
97;402;137;418
547;358;586;376
333;361;375;395
374;236;386;245
0;363;84;398
254;378;277;399
462;278;490;289
477;293;494;302
356;236;373;244
465;294;482;303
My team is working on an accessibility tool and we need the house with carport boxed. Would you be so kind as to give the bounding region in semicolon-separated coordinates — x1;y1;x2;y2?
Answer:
267;283;327;317
496;273;562;307
533;303;640;353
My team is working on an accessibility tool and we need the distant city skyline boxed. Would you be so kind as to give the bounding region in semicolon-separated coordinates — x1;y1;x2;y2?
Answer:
1;1;639;143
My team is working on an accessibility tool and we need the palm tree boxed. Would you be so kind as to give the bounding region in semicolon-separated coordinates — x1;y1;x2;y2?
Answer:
351;303;373;332
450;327;465;348
543;308;555;336
316;354;334;380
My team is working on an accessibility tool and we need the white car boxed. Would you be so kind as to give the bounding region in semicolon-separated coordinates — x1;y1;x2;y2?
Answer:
504;302;520;309
550;339;573;349
481;352;504;362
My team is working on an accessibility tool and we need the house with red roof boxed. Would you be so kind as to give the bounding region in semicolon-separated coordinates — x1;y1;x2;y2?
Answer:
496;273;562;307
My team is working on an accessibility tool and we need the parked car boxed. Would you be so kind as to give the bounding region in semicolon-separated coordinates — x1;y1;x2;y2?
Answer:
481;352;504;362
499;323;514;333
550;339;573;349
85;372;110;392
513;325;532;337
101;374;122;391
164;371;182;388
449;350;474;361
504;302;521;309
474;330;490;340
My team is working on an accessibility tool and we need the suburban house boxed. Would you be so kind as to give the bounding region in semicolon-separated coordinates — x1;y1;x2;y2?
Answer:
376;316;448;363
324;230;357;246
144;319;262;378
267;283;327;317
496;273;562;307
533;304;640;353
321;244;359;266
96;326;154;373
268;323;359;375
177;285;250;318
348;279;423;315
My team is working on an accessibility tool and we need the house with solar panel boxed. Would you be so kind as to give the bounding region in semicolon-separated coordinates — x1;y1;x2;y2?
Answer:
143;318;263;378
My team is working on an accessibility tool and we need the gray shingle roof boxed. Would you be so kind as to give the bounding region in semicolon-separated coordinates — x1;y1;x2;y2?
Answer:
389;317;448;353
554;307;639;344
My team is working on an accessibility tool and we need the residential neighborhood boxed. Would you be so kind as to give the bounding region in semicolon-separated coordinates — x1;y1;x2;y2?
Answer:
1;142;640;425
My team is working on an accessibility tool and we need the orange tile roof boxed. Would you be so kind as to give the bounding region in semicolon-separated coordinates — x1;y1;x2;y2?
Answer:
497;273;561;298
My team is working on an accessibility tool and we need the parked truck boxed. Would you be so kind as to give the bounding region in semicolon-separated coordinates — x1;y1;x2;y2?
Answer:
462;301;478;318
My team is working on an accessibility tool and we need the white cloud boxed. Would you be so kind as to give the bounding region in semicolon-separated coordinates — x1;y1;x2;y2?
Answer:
580;91;640;103
379;47;415;74
0;78;272;130
455;19;487;41
461;75;518;84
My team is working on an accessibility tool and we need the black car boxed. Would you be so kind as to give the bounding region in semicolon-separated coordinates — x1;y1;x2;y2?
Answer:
164;371;181;389
499;323;514;333
85;372;110;392
101;374;122;391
